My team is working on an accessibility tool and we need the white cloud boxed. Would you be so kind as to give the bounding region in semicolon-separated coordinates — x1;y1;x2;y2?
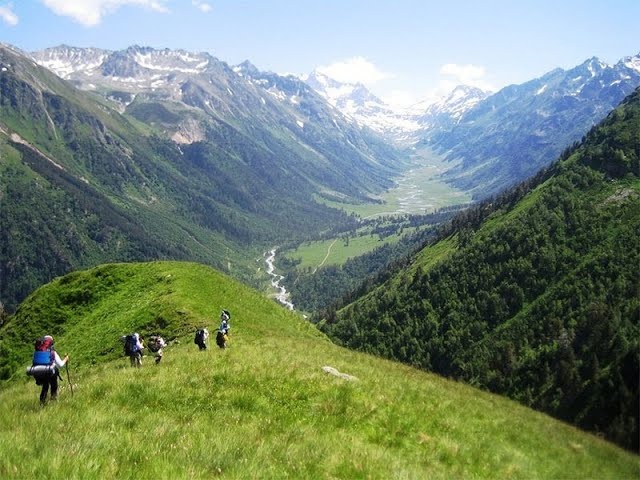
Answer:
42;0;170;27
439;63;486;82
382;90;417;109
317;57;394;86
0;3;18;26
192;0;212;13
437;63;495;93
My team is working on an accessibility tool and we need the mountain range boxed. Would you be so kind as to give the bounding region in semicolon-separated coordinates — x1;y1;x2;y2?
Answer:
29;44;401;193
426;55;640;197
306;54;640;198
29;43;640;201
0;43;400;311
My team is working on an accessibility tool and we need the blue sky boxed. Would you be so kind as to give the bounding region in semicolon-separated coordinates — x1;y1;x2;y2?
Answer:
1;1;638;106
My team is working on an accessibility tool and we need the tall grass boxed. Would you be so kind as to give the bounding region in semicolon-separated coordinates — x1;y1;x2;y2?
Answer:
0;262;638;479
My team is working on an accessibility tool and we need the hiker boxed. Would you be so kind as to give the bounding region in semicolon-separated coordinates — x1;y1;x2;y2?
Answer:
123;333;144;367
28;335;69;405
194;328;209;350
216;310;231;349
219;310;231;335
147;335;167;364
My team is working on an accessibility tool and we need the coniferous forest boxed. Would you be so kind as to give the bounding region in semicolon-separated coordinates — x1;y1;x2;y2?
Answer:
319;88;640;451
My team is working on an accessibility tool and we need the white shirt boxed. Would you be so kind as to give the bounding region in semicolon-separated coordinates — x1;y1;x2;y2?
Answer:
52;351;67;368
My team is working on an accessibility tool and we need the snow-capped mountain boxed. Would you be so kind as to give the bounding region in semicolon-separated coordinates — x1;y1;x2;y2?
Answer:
28;44;640;203
32;44;216;81
426;53;640;198
303;70;420;142
27;43;401;202
416;85;490;130
303;70;492;145
31;44;110;79
30;44;227;110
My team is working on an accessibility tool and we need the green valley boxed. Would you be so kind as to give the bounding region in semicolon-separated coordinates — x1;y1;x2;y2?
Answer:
0;44;400;312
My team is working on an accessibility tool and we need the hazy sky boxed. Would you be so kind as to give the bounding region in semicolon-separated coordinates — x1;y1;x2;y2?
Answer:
1;1;638;106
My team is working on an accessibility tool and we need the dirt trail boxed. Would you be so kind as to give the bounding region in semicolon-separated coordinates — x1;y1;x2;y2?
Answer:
313;238;337;273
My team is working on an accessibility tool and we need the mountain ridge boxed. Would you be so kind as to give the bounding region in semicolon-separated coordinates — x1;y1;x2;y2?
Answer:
426;53;640;198
320;87;640;450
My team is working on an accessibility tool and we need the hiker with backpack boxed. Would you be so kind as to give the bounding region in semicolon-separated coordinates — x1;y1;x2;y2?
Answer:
216;310;231;349
194;328;209;350
122;333;144;367
147;335;166;364
26;335;69;405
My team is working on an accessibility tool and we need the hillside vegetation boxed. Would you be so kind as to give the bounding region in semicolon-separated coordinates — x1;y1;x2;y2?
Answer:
0;262;638;478
320;88;640;451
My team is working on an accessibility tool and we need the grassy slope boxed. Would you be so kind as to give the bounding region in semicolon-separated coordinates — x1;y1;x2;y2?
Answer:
0;262;637;479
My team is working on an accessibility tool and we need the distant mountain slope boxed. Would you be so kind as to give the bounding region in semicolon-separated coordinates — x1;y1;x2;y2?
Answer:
304;70;420;142
426;54;640;198
0;261;637;478
321;88;640;450
416;85;490;130
0;43;402;311
30;45;402;199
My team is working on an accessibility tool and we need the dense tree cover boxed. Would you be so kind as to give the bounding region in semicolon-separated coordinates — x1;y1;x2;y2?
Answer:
0;143;191;312
320;88;640;451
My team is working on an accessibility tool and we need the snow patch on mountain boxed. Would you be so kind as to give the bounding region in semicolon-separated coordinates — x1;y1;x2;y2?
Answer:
416;85;490;129
33;45;109;79
621;53;640;73
303;70;420;141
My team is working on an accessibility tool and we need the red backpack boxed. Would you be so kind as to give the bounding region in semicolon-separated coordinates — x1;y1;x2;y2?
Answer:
32;336;55;365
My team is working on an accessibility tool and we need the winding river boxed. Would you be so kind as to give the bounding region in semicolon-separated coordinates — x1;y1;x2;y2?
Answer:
265;249;294;310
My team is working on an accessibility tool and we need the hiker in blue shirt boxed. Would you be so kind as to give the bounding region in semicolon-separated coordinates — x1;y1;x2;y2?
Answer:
219;310;231;335
217;310;231;348
122;333;145;367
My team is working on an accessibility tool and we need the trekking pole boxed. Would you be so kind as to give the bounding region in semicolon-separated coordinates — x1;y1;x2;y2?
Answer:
65;363;74;397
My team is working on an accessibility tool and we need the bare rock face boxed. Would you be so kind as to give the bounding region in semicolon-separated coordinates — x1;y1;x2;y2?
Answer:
171;118;206;144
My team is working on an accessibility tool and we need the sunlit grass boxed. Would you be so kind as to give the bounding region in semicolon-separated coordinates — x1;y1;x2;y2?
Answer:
0;262;638;479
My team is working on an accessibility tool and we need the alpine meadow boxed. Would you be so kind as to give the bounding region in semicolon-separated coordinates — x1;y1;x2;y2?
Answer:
0;262;638;478
0;7;640;478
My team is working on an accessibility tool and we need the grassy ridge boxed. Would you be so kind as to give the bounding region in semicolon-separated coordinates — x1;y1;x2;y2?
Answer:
0;262;316;377
0;262;638;479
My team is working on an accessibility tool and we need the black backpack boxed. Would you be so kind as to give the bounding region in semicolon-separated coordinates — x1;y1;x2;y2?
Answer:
147;335;163;353
124;335;137;356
